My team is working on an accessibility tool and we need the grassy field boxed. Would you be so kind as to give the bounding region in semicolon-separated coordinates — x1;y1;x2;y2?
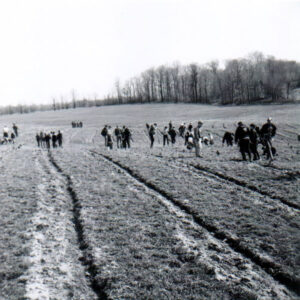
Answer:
0;103;299;299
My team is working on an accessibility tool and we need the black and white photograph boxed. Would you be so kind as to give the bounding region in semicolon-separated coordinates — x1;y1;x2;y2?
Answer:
0;0;299;299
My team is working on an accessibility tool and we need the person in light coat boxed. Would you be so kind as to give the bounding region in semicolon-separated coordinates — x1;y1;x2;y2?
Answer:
193;121;203;157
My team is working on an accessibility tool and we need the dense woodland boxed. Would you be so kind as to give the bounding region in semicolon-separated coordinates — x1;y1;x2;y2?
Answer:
1;52;300;116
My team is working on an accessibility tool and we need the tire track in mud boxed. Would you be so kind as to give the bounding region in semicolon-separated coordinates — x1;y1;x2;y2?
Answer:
153;154;300;212
161;155;299;210
47;150;108;300
90;150;300;296
154;154;299;210
260;163;300;176
23;150;97;300
189;163;300;210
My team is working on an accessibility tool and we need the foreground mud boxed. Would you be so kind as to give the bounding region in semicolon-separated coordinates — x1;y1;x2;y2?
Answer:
52;148;297;299
0;145;97;299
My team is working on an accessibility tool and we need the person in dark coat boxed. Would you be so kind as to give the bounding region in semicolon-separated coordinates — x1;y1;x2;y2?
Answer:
178;123;186;138
260;117;276;139
12;123;18;137
115;126;122;148
249;124;260;160
222;132;234;146
40;132;46;148
10;132;15;143
235;122;251;161
148;124;156;148
45;133;51;149
52;132;57;148
57;131;63;147
101;125;108;146
168;127;177;144
36;133;41;147
260;117;277;160
122;126;132;149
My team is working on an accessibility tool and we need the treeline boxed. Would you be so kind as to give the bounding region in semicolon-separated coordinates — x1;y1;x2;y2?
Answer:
112;52;300;105
0;98;117;116
0;52;299;116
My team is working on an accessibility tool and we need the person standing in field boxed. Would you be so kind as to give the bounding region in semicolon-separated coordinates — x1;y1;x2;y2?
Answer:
40;132;46;148
168;126;177;144
114;126;122;148
106;126;113;149
249;124;260;160
148;123;157;148
193;121;203;157
45;133;51;149
12;123;18;137
52;132;57;148
3;125;9;139
101;125;108;146
10;132;15;143
57;131;63;147
261;117;277;138
235;121;251;161
122;126;132;149
162;126;169;146
36;133;41;147
260;117;277;159
178;123;186;138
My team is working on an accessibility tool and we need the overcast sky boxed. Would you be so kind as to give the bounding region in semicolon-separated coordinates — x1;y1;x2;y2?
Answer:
0;0;299;106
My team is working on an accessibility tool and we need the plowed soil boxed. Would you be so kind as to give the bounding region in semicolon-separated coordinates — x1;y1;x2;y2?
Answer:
0;103;299;299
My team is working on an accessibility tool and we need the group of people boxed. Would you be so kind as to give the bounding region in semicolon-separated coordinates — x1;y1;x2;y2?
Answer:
146;121;214;157
146;121;179;148
1;123;18;144
223;117;277;161
101;125;132;150
71;121;83;128
36;131;63;149
144;118;277;161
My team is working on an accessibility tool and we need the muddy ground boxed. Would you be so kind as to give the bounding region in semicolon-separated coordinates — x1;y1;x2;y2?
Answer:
0;104;299;299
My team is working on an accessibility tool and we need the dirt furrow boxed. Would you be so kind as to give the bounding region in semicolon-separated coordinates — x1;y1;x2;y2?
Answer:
153;154;300;211
22;150;97;300
154;155;300;211
90;150;300;296
47;150;108;300
85;150;295;299
190;163;300;210
259;163;300;175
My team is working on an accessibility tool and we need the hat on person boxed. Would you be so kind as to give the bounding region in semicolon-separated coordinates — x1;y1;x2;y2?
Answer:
267;117;272;121
198;121;203;125
238;121;243;126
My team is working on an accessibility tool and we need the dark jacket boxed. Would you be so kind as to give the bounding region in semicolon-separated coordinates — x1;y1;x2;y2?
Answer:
260;123;276;137
249;128;258;144
235;125;250;143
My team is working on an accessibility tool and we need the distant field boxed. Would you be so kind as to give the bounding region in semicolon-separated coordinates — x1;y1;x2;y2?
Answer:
0;103;299;299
